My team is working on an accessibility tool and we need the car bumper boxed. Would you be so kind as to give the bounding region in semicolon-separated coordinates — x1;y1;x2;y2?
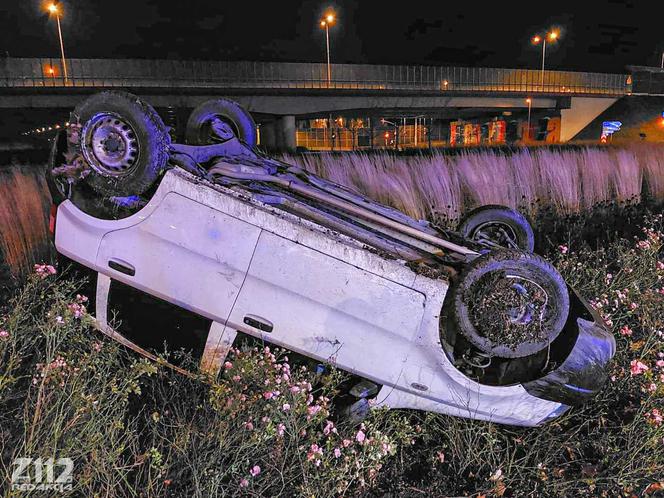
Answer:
522;288;616;407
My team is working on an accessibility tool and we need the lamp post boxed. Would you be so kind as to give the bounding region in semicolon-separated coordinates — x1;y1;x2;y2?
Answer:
47;3;68;84
320;11;336;86
532;30;559;91
525;98;532;141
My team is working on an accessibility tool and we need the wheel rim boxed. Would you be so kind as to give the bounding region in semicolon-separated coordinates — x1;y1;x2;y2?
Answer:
81;112;140;177
467;271;552;356
471;221;519;249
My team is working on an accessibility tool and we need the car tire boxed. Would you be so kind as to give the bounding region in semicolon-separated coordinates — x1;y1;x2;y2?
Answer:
73;91;170;197
446;249;569;359
185;98;257;147
458;205;535;252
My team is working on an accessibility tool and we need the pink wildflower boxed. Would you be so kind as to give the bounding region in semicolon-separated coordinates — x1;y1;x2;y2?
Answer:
356;430;366;443
244;421;254;431
223;361;233;370
55;316;64;325
0;329;8;339
647;383;657;393
239;478;249;488
436;451;445;463
620;326;633;337
307;444;323;461
67;302;86;318
656;359;664;368
307;405;321;417
657;261;664;271
558;245;568;254
646;409;663;426
629;302;638;311
249;465;261;477
232;375;241;382
282;403;291;412
342;439;352;448
323;420;336;436
334;448;341;458
637;240;651;250
263;392;273;400
34;264;57;278
277;423;285;436
290;386;301;394
630;360;649;376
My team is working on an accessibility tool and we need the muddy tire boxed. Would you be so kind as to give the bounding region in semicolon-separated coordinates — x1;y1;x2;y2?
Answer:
459;205;535;252
446;250;569;358
185;99;257;147
73;91;170;197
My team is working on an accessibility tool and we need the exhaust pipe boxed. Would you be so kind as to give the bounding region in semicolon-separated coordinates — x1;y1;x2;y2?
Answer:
207;160;479;257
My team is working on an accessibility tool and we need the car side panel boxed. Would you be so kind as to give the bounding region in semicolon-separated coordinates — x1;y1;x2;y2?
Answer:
96;192;261;324
226;230;426;384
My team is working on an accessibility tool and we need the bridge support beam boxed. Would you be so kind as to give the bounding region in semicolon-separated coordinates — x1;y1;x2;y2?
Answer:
257;116;295;152
276;115;296;153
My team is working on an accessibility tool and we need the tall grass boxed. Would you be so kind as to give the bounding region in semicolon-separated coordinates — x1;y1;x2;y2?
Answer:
0;165;51;278
1;145;663;278
284;144;664;223
1;215;662;496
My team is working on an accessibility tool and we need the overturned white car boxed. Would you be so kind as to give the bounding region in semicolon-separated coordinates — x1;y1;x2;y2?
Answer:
46;91;615;426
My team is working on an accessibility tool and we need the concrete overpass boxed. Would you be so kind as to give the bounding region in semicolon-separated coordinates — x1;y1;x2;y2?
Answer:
0;58;631;150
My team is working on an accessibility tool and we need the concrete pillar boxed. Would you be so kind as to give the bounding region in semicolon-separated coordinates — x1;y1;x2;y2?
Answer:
275;115;296;153
259;121;276;150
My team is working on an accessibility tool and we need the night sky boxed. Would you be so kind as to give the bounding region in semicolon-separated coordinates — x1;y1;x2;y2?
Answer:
1;1;662;74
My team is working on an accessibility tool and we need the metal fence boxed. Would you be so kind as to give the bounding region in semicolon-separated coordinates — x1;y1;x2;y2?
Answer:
0;58;631;96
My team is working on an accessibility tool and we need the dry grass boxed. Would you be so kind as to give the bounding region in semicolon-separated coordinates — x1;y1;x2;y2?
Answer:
283;144;664;223
0;165;51;277
1;144;663;277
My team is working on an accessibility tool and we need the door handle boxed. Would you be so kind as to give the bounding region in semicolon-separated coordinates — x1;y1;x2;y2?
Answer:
243;315;273;333
108;259;135;276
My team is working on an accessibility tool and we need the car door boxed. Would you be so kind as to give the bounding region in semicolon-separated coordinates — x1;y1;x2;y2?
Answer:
226;230;426;385
96;191;261;327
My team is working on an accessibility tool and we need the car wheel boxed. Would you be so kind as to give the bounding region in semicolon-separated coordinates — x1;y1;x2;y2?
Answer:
446;250;569;359
185;99;257;147
73;91;170;197
458;205;535;252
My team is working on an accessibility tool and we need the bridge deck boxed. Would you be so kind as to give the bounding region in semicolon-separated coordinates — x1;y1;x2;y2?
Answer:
0;58;630;97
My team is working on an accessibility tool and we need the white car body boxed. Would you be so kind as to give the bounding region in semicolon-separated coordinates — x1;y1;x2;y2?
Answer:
55;167;566;426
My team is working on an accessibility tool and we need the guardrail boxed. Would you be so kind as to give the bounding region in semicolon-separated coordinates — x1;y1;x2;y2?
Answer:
0;58;631;96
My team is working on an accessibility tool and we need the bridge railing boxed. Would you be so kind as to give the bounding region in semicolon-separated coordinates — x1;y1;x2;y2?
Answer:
0;58;631;96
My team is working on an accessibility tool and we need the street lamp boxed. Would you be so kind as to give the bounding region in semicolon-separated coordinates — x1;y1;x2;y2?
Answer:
319;11;336;86
525;98;532;141
47;2;68;84
532;30;559;91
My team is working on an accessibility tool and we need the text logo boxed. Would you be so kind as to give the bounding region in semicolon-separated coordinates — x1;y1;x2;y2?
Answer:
11;458;73;492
